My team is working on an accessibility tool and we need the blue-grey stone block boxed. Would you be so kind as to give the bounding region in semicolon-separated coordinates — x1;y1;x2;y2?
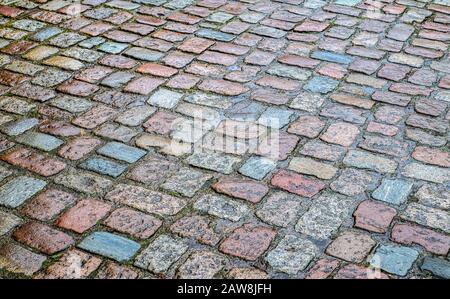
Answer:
0;176;46;208
369;244;419;276
97;142;146;163
196;29;235;42
98;42;128;54
0;118;39;136
78;232;141;262
304;76;339;94
16;131;64;151
31;27;63;42
421;257;450;279
239;156;276;180
311;51;354;64
80;156;128;178
372;179;413;205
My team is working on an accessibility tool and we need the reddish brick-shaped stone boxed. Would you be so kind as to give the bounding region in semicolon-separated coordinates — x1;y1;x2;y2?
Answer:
295;20;329;32
58;137;102;160
198;79;248;96
271;170;326;198
57;80;99;97
56;199;112;233
166;73;200;89
20;189;76;221
219;224;276;261
278;54;319;69
1;148;66;177
100;55;137;69
124;76;164;95
212;178;269;203
72;105;117;129
39;120;81;137
412;146;450;168
321;122;360;147
391;223;450;255
104;207;162;239
178;37;214;54
13;222;74;254
305;258;340;279
326;231;376;263
353;200;396;233
137;63;178;77
143;111;179;135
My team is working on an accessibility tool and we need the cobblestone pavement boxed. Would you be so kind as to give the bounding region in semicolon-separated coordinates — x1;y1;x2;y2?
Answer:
0;0;449;280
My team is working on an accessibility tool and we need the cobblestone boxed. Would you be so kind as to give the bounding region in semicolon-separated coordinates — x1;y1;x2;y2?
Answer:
0;0;447;280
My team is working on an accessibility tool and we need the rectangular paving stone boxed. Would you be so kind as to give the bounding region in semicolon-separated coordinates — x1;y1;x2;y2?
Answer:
54;168;113;196
196;28;235;42
401;203;450;233
80;156;128;178
295;192;357;239
135;235;188;274
369;244;419;276
0;176;46;208
148;88;183;109
106;183;187;216
161;167;212;197
194;194;249;222
239;156;276;180
78;232;141;262
401;162;450;184
97;141;146;163
186;151;241;174
421;257;450;279
372;179;413;205
16;131;64;151
343;150;397;173
125;47;164;61
0;118;39;136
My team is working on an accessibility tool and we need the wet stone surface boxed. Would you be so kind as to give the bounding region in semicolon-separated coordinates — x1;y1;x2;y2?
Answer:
0;0;448;280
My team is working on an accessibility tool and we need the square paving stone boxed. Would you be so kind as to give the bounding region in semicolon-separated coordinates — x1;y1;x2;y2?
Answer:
80;156;128;178
97;141;146;163
148;88;183;109
78;232;141;262
0;176;46;208
98;41;128;54
16;131;64;151
256;192;308;227
239;156;276;180
135;235;188;274
369;244;419;276
326;231;376;263
265;235;318;275
372;179;413;205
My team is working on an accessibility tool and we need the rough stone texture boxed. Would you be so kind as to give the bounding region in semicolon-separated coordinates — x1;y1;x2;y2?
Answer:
266;235;318;275
219;224;276;261
326;231;376;263
369;244;419;276
0;0;447;279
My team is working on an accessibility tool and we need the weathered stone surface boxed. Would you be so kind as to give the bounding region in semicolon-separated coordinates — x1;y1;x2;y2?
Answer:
177;251;226;279
135;235;188;273
219;224;276;261
353;200;396;233
326;231;376;263
0;176;46;208
296;192;357;239
106;183;187;216
401;203;450;233
266;235;318;275
369;244;419;276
